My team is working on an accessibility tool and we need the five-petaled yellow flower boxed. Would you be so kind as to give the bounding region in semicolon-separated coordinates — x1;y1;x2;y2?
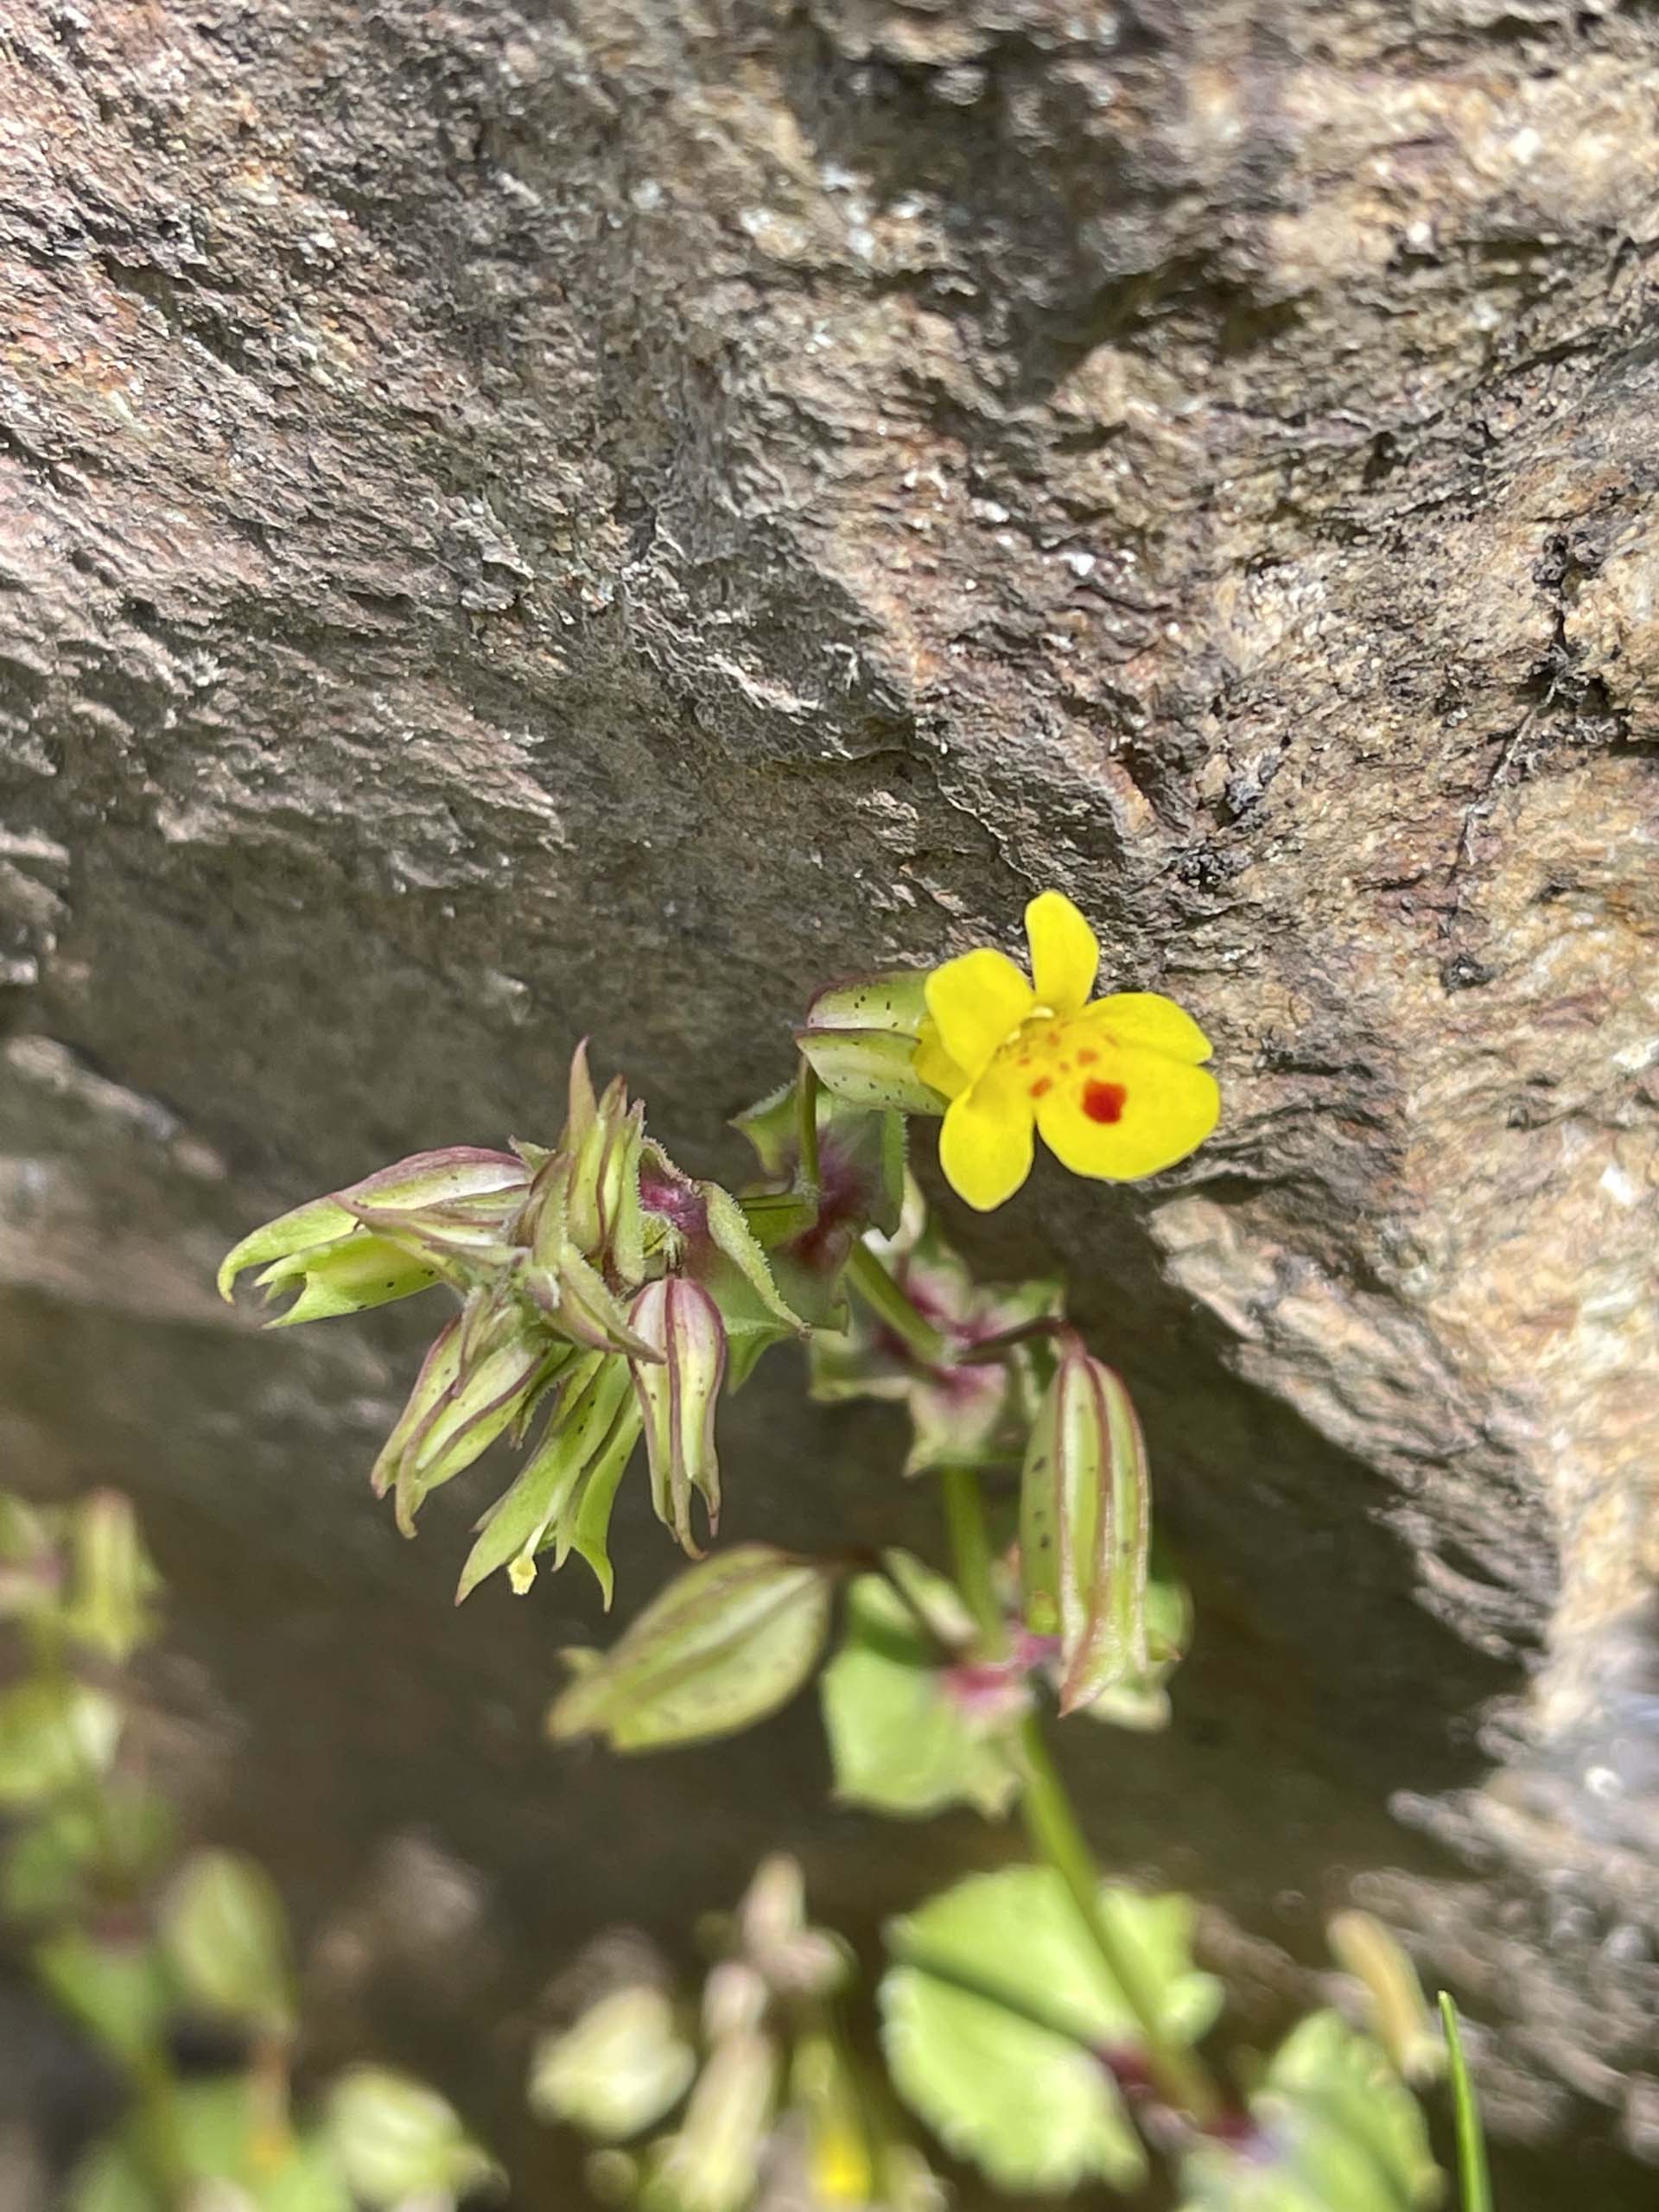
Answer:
913;892;1219;1211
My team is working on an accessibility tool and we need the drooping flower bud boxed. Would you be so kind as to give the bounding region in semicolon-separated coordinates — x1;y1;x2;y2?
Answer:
218;1147;530;1314
628;1278;728;1555
795;971;943;1117
371;1308;557;1537
455;1351;642;1604
1019;1337;1150;1714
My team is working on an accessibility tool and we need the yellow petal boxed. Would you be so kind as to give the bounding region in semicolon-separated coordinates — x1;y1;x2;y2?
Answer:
938;1064;1036;1212
1024;891;1099;1016
1034;1046;1218;1183
924;949;1035;1081
1077;991;1212;1065
912;1019;969;1101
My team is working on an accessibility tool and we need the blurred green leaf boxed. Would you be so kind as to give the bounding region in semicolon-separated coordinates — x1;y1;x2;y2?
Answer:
73;2079;354;2211
549;1547;840;1752
0;1494;62;1623
820;1573;1019;1820
327;2065;501;2208
3;1783;175;1923
0;1680;121;1807
161;1849;296;2037
881;1866;1222;2194
1178;2012;1440;2212
61;1492;162;1665
530;1986;697;2141
34;1929;171;2066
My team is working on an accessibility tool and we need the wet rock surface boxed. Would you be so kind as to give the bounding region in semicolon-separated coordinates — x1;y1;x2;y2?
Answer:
1;1;1656;2199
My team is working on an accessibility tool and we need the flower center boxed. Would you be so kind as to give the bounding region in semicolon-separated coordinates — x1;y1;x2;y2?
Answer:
1003;1013;1110;1103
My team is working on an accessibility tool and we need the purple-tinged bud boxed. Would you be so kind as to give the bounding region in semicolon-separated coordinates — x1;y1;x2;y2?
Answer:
371;1312;554;1537
1019;1337;1151;1715
629;1277;728;1554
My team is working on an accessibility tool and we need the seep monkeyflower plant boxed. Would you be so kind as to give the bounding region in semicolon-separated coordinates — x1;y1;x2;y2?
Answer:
207;890;1473;2212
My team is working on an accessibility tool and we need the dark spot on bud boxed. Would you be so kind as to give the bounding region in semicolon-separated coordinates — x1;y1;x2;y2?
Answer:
1082;1080;1128;1124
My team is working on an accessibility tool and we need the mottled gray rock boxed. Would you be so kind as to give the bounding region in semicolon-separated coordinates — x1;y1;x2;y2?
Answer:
1;0;1656;2200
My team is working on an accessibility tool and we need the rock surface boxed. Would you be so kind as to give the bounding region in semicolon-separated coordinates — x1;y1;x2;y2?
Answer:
1;0;1656;2198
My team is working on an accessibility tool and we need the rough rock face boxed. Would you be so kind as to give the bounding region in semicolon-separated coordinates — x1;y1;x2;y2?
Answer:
1;0;1656;2198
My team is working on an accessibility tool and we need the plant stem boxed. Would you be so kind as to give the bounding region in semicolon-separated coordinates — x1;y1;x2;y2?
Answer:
797;1062;823;1202
938;1465;1005;1655
936;1460;1221;2126
845;1243;949;1368
1017;1713;1220;2123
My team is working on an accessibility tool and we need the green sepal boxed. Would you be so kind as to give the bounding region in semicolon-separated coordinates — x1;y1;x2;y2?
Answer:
1020;1341;1152;1713
454;1352;615;1602
255;1235;440;1327
219;1147;527;1303
796;1027;943;1118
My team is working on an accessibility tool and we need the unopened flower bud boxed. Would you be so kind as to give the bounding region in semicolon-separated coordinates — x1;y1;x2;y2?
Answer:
629;1277;728;1554
1019;1338;1151;1714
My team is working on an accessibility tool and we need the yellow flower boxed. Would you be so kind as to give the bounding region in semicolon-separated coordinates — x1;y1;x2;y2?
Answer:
914;892;1219;1211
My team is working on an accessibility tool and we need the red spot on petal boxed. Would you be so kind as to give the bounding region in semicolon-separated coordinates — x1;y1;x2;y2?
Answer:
1029;1077;1052;1099
1077;1046;1098;1065
1082;1079;1128;1125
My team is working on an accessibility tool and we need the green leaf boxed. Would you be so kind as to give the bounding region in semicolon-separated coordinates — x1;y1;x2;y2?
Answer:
161;1849;296;2036
326;2065;501;2209
881;1866;1222;2193
0;1680;121;1807
820;1573;1019;1820
34;1929;171;2065
1178;2013;1441;2212
548;1546;840;1752
529;1987;697;2140
802;972;931;1035
61;1491;162;1664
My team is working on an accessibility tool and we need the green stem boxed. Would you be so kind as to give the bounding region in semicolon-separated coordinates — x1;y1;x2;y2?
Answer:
845;1243;949;1368
797;1062;823;1203
938;1465;1005;1655
933;1460;1220;2125
1017;1714;1220;2124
